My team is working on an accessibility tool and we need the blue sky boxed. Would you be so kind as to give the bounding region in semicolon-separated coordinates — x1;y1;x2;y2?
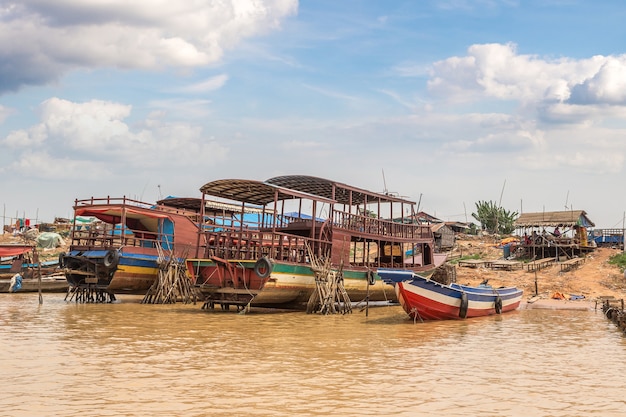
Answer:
2;0;626;228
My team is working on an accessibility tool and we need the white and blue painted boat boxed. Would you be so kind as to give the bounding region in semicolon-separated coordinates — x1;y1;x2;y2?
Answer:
377;268;523;320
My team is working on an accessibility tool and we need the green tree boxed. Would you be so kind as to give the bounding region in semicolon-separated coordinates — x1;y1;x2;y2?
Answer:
471;200;518;235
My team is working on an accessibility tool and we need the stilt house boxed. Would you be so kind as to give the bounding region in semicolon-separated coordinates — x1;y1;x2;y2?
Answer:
514;210;595;260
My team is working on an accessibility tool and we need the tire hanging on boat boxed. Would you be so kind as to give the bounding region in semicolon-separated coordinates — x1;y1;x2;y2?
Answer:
103;250;119;268
254;257;273;278
494;296;503;314
367;270;376;286
459;292;469;319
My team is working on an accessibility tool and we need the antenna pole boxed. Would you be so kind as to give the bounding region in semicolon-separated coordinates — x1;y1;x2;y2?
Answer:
381;169;388;194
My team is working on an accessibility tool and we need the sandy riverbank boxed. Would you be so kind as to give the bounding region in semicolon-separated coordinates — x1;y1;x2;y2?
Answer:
452;235;626;305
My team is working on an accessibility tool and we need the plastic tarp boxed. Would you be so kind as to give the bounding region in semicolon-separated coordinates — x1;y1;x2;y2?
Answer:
36;232;65;249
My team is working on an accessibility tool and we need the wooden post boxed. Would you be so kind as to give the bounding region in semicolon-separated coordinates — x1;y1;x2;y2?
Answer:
366;277;370;317
34;248;43;304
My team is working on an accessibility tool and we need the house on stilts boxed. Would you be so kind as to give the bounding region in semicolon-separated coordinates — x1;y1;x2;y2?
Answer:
514;210;596;260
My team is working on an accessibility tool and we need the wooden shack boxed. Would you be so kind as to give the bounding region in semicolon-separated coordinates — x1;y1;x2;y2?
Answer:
514;210;596;260
432;223;455;251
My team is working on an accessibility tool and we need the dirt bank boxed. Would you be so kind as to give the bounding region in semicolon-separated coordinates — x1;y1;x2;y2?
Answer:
453;235;626;303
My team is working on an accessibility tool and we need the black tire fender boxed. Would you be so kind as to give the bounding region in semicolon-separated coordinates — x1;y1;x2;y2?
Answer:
367;270;376;286
459;292;469;319
254;257;273;278
495;296;503;314
103;250;119;268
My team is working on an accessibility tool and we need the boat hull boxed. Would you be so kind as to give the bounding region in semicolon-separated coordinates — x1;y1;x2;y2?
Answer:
0;275;69;293
378;268;523;320
63;250;161;294
187;258;401;309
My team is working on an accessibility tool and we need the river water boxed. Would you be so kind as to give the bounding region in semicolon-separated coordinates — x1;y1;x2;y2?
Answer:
1;293;625;416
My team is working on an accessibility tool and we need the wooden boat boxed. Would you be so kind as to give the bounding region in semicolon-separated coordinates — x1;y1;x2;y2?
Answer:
377;268;523;320
0;244;67;293
185;175;445;310
61;197;202;295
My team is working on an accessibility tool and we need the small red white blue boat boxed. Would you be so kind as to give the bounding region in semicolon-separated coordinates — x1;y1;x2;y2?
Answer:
377;268;523;321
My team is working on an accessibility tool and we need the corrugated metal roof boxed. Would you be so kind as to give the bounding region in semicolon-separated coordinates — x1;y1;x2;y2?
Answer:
514;210;595;227
157;197;202;211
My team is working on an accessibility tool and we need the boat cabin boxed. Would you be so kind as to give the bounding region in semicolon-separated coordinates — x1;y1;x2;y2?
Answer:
192;175;437;271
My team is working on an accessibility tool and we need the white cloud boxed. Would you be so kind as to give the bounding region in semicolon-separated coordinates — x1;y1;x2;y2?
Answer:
569;57;626;105
174;74;229;94
3;150;113;180
427;43;626;109
0;97;229;178
0;0;298;93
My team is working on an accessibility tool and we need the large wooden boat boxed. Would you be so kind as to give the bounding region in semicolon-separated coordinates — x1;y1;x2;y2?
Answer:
185;175;446;310
0;244;67;293
377;268;523;321
61;197;202;295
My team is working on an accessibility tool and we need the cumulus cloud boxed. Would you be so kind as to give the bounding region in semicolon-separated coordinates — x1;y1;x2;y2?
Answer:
0;97;229;178
0;0;298;93
427;43;626;111
569;57;626;105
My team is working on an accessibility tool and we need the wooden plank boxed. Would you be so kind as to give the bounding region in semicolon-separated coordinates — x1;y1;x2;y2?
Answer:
490;260;523;271
559;257;584;272
527;257;557;272
458;259;486;268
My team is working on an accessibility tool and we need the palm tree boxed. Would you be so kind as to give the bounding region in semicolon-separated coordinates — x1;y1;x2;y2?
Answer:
472;200;518;235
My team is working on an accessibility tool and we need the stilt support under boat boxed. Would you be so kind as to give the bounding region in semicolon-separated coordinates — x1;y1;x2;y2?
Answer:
305;244;352;315
142;258;198;304
65;285;116;303
200;298;252;313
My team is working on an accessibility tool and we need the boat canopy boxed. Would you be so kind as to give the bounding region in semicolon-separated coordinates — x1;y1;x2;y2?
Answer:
75;207;171;232
0;245;33;257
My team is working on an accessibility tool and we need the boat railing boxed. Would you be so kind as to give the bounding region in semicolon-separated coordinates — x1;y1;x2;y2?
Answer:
198;229;330;263
332;211;432;239
74;196;156;210
69;226;175;253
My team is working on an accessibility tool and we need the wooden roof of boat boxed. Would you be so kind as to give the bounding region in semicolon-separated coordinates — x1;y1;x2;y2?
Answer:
514;210;595;227
157;197;202;211
265;175;415;206
199;179;337;206
200;176;417;207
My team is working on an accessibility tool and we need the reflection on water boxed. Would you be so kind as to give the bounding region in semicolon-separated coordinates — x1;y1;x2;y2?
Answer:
2;293;626;416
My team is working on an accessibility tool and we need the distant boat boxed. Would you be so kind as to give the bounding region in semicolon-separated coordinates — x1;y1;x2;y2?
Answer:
0;244;67;293
186;175;445;310
377;268;523;320
60;196;202;296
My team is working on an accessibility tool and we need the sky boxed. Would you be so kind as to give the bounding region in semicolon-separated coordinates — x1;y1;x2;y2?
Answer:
2;0;626;228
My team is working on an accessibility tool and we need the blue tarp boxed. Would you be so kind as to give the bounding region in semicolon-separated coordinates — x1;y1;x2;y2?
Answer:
9;274;22;292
